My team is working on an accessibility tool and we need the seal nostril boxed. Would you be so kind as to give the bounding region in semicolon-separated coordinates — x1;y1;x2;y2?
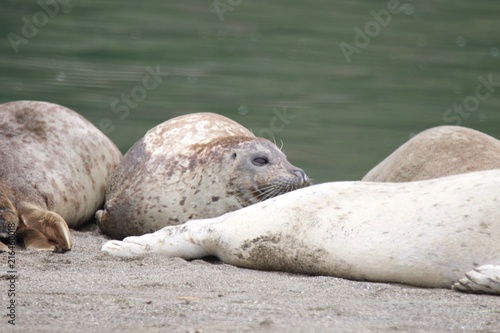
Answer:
293;169;308;183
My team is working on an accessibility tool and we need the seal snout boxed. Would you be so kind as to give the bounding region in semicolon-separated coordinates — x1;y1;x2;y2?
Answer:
293;168;310;186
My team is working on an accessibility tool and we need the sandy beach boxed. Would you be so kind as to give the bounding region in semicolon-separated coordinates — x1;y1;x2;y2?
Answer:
1;223;499;333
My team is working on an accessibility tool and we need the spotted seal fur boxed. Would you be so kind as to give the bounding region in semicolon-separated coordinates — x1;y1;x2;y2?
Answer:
0;101;122;251
96;112;309;240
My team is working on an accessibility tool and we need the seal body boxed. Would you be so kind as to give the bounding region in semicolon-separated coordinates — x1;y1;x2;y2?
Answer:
103;169;500;295
0;101;122;251
362;126;500;182
97;113;309;240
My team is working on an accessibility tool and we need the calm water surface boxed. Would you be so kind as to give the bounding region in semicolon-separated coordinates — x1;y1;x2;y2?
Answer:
1;0;499;182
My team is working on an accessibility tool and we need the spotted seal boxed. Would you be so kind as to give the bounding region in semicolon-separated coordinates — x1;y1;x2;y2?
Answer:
0;101;122;252
102;169;500;295
362;126;500;182
96;112;310;240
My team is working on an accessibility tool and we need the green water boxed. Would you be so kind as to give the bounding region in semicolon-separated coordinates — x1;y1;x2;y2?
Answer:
1;0;500;183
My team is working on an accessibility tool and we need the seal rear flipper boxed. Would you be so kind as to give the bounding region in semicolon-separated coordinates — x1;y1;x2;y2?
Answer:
17;202;72;251
16;222;57;252
452;265;500;295
0;193;19;238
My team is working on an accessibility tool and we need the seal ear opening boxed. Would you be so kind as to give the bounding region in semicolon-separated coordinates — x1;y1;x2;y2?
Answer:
231;153;237;160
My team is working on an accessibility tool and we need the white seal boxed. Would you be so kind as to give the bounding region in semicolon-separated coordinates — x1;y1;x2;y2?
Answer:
102;169;500;295
363;126;500;182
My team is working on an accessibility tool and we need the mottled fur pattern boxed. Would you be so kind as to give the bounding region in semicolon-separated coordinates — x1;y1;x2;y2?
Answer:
0;101;122;251
97;113;309;240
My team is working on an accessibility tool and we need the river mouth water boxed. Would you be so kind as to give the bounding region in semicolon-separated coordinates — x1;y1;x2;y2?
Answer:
2;0;499;183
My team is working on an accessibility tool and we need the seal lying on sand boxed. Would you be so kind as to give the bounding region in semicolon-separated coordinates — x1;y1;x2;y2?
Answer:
363;126;500;182
96;113;310;240
0;101;122;252
103;169;500;295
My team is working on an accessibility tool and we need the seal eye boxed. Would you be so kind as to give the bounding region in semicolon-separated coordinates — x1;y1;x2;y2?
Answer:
231;153;237;160
253;157;269;166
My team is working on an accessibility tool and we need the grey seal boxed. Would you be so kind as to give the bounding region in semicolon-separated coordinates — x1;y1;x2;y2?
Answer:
0;101;122;252
363;126;500;182
97;112;309;240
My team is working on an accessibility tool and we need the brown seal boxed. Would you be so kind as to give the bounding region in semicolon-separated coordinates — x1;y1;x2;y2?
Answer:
362;126;500;182
96;112;310;240
0;101;122;252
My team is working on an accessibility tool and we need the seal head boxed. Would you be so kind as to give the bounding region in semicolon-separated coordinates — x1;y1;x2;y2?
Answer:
210;136;309;205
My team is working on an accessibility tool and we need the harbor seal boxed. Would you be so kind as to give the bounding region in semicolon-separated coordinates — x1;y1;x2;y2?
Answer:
0;101;122;252
363;126;500;182
102;169;500;295
96;113;310;240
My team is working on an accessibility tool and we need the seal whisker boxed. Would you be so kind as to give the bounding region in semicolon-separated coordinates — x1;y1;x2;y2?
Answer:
253;184;287;201
252;181;304;202
252;186;277;201
264;186;283;200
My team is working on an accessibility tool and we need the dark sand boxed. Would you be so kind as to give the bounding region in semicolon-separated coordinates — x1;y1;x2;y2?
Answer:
1;224;499;333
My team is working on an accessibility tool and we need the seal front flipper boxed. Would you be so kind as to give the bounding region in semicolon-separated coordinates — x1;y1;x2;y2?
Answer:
453;265;500;295
102;221;214;259
101;239;149;258
18;202;72;251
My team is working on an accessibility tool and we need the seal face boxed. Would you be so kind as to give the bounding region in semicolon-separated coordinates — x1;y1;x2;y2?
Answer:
102;169;500;295
96;113;310;240
0;101;122;252
362;126;500;182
